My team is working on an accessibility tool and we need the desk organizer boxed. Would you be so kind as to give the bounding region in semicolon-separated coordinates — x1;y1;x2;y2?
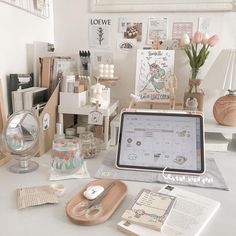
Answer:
66;179;128;225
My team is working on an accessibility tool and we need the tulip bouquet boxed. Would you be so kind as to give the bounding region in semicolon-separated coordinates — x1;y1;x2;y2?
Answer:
181;31;219;93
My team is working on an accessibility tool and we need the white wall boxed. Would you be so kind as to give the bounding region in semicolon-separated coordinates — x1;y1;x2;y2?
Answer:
0;1;54;115
53;0;236;118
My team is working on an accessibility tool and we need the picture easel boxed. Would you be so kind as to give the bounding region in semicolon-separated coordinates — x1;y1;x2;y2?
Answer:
132;74;178;110
0;80;10;166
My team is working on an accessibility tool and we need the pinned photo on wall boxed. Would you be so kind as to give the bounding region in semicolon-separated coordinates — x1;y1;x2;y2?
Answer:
123;22;142;42
171;22;193;50
89;18;112;48
117;39;137;54
172;22;193;40
147;17;168;45
135;49;175;102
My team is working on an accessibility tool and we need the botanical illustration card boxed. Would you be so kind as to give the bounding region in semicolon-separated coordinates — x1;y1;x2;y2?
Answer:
122;189;176;231
135;50;175;102
89;18;112;48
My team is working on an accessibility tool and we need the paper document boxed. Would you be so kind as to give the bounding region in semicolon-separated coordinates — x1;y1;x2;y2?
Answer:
122;189;176;231
17;185;59;209
118;185;220;236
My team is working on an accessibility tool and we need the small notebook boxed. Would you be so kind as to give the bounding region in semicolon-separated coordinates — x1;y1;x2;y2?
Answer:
121;189;176;231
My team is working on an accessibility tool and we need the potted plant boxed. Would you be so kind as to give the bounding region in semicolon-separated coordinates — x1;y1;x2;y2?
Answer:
181;31;219;111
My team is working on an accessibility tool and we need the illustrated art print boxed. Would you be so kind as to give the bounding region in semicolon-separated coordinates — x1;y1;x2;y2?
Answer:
135;50;175;102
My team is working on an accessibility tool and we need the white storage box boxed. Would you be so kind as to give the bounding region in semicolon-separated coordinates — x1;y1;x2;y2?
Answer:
59;91;88;109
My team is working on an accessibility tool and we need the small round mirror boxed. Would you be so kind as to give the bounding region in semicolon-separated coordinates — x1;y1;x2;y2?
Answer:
2;110;40;173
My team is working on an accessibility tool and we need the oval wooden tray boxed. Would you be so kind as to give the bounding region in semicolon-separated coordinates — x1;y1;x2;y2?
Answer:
66;179;128;226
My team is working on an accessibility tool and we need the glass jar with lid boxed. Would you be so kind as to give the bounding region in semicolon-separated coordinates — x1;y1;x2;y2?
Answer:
51;136;83;174
79;131;96;159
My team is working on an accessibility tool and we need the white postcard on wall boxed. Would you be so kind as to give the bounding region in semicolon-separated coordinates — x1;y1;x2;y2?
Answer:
118;17;127;33
117;39;137;54
147;17;168;45
198;17;210;34
135;49;175;102
172;22;193;39
89;18;112;48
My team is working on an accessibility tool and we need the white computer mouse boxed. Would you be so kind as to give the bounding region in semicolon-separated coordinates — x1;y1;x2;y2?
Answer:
83;185;104;200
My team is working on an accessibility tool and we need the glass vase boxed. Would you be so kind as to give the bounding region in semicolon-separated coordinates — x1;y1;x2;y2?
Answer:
188;68;202;93
184;68;204;111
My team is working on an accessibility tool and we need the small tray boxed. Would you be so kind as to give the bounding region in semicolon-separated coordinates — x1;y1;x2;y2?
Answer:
93;76;119;86
66;179;128;226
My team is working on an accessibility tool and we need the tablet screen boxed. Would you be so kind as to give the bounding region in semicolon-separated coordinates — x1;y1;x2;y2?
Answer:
116;111;204;174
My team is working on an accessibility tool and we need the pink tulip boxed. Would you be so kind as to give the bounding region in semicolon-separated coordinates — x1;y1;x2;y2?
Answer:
202;33;209;45
192;31;204;44
207;35;219;47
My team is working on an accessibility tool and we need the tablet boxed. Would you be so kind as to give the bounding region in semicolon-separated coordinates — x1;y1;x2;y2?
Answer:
116;110;205;174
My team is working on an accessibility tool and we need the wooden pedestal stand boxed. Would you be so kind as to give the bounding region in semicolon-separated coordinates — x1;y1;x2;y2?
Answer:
93;76;119;87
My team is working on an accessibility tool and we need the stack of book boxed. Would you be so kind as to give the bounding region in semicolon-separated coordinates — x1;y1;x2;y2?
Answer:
12;87;48;113
205;132;229;152
117;185;220;236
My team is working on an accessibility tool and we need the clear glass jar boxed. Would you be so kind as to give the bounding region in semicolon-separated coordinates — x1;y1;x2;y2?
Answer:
79;131;96;159
51;137;83;174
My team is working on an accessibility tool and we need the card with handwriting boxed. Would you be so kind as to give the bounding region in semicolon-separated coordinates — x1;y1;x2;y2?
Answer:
122;189;176;231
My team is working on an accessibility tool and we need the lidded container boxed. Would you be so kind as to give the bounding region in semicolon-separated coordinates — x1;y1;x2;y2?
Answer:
51;136;83;174
79;131;96;159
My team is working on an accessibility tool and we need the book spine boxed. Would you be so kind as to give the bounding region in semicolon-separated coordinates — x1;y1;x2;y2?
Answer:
12;91;23;112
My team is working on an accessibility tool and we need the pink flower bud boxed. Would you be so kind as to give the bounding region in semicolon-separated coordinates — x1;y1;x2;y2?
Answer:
192;31;204;44
202;33;209;45
207;35;219;47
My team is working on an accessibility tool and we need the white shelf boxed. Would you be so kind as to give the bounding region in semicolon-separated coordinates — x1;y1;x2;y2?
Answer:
58;100;119;150
204;118;236;134
58;100;119;116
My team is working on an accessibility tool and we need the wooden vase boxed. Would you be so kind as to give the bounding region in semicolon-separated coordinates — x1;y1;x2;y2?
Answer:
213;95;236;126
183;92;204;111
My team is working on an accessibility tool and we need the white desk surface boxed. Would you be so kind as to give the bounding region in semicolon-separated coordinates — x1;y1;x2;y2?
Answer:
0;149;236;236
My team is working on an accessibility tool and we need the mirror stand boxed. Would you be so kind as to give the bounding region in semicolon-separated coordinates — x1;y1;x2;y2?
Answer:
2;110;40;174
9;158;39;174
